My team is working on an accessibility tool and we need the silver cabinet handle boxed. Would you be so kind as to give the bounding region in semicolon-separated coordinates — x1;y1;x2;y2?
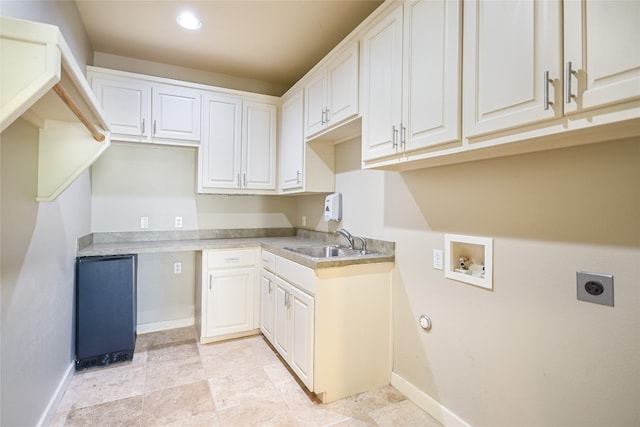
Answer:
208;275;212;291
296;170;301;184
237;173;241;187
225;257;240;262
321;109;326;125
243;173;247;187
392;125;398;149
141;118;145;134
565;61;577;104
153;119;157;135
284;290;289;307
325;108;330;123
401;124;407;150
267;279;272;293
543;71;554;111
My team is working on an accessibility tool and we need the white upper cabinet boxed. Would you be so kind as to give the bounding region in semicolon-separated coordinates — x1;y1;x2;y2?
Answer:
242;101;277;190
361;5;404;161
563;0;640;114
151;84;201;141
403;0;461;152
200;94;277;193
463;0;561;138
280;90;305;191
200;93;243;190
304;42;359;139
88;68;201;145
91;76;150;138
362;0;461;164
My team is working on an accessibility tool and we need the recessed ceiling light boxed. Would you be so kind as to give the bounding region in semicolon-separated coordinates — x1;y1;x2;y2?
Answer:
177;12;201;30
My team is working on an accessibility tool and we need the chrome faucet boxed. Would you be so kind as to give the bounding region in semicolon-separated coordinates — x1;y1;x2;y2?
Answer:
355;236;367;253
335;228;354;249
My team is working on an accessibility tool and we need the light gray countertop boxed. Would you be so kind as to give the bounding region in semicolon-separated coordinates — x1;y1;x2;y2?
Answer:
77;230;394;269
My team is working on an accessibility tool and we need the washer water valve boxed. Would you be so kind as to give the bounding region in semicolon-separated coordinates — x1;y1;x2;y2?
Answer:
419;314;432;331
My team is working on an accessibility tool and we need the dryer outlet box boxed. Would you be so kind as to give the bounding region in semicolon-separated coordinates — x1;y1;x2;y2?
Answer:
577;271;613;306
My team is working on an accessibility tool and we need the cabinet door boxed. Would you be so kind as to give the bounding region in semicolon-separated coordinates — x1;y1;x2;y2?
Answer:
260;270;276;344
327;42;359;128
280;90;304;191
242;101;276;190
273;277;291;359
563;0;640;114
289;285;314;390
91;76;151;138
463;0;561;137
205;268;255;337
304;71;327;138
152;84;201;141
201;94;242;189
403;0;461;152
361;5;404;161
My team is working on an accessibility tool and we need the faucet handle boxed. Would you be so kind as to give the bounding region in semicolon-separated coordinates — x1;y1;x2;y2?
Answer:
355;236;367;252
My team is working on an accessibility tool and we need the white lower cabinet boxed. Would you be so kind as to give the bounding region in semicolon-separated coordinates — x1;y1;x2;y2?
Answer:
196;248;259;343
274;276;314;389
261;249;393;403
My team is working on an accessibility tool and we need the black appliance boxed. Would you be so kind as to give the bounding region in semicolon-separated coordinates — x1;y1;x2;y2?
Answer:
75;254;137;369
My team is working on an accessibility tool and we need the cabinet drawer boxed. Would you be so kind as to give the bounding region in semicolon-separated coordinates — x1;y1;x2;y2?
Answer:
261;250;276;272
207;249;255;269
275;255;314;295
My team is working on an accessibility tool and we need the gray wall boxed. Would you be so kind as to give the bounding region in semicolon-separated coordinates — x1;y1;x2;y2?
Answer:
0;1;93;425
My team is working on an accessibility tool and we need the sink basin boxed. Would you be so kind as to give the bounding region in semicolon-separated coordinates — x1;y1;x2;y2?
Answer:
284;245;377;258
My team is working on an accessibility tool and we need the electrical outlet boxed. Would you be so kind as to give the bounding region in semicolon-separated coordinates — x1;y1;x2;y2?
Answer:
301;216;307;227
433;249;443;270
175;216;183;228
577;271;613;306
174;262;182;274
140;216;149;229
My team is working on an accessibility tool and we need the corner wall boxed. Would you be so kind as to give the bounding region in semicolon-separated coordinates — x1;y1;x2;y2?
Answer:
298;137;640;426
1;119;92;426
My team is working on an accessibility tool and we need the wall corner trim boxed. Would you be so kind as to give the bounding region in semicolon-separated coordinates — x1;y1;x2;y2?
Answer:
390;372;470;427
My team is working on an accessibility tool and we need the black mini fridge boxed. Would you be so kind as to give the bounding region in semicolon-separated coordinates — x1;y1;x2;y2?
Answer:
75;254;137;369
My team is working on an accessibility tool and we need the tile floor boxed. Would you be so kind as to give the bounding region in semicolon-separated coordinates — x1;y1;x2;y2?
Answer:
53;327;442;426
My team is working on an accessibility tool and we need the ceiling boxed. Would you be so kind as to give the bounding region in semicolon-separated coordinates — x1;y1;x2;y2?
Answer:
74;1;383;93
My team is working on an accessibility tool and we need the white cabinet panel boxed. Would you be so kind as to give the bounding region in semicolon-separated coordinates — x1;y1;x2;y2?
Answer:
200;94;242;189
91;76;150;138
273;277;291;360
260;270;276;344
463;0;561;137
279;90;304;191
152;84;201;141
304;42;359;139
205;268;255;337
361;6;403;161
563;0;640;114
289;284;314;388
243;101;277;190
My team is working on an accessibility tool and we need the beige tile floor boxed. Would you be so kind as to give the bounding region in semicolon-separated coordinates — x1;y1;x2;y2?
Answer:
53;327;442;426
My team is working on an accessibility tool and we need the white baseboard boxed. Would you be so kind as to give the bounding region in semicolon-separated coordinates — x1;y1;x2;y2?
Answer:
390;372;470;427
37;361;75;427
137;316;194;334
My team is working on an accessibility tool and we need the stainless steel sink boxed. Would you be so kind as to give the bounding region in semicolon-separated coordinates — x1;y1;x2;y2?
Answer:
283;245;376;258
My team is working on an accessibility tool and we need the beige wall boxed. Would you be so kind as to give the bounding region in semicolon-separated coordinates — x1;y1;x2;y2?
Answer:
1;119;93;426
0;0;92;70
296;137;639;426
90;142;297;327
0;2;94;425
93;52;288;96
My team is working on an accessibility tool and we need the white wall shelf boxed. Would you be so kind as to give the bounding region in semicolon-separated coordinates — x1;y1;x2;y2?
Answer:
444;234;493;290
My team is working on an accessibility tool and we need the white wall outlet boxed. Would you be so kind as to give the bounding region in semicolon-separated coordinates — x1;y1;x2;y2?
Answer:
140;216;149;229
433;249;443;270
175;216;183;228
301;215;307;227
174;262;182;274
